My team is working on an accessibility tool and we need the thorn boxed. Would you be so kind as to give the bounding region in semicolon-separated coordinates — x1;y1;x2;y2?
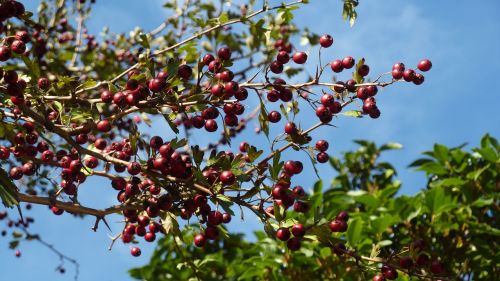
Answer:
16;205;24;222
101;217;112;232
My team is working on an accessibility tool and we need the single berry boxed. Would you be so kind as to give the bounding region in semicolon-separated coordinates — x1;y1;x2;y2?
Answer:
276;227;291;241
194;233;206;247
342;56;355;69
330;60;343;73
358;64;370;76
292;51;308;64
217;47;232;60
329;220;347;232
417;59;432;72
319;34;334;48
130;247;141;257
291;224;305;237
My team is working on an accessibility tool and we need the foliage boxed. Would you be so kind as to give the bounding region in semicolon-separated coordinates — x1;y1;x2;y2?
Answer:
130;136;500;280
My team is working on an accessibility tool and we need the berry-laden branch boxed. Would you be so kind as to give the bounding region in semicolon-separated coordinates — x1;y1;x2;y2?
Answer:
0;1;447;280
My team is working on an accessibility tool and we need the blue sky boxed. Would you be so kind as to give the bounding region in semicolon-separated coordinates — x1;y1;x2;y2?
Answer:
2;1;500;280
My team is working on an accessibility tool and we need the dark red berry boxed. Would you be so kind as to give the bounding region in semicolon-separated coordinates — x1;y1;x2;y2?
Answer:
194;233;206;247
319;34;334;48
286;237;301;251
291;224;305;238
329;220;347;232
330;60;343;73
217;47;231;60
417;59;432;72
358;64;370;76
276;227;291;241
342;56;355;69
130;247;141;257
177;64;192;79
292;51;307;64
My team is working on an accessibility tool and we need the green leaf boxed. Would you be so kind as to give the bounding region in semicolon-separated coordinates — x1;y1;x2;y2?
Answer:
341;110;363;118
0;168;19;207
408;158;434;168
162;114;180;134
347;218;363;247
191;145;204;167
433;144;449;162
417;162;448;175
218;12;229;24
471;197;494;208
380;142;403;151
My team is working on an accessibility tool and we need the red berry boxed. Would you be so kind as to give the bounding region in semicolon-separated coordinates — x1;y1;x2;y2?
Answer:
416;253;430;266
403;69;416;82
211;84;224;96
235;87;248;100
316;152;329;163
284;122;297;135
148;78;166;92
291;224;305;237
336;211;349;222
204;226;219;240
276;227;291;241
130;247;141;257
342;56;355;69
51;206;64;215
177;64;192;79
204;119;218;132
194;233;206;247
84;156;98;168
330;60;343;73
10;40;25;54
382;265;398;280
96;120;111;132
392;69;403;80
9;167;23;180
373;274;386;281
270;61;283;74
319;34;334;48
224;81;239;96
417;59;432;72
37;77;51;90
14;31;29;43
292;52;308;64
202;54;215;65
15;250;21;257
430;260;444;274
357;64;370;77
220;170;235;185
286;237;301;251
217;47;232;60
222;213;231;224
392;62;405;71
208;60;222;73
276;51;290;64
127;162;141;175
268;111;281;123
0;46;11;61
144;232;156;242
413;73;425;85
100;90;113;103
329;220;347;232
399;256;414;269
207;211;223;226
315;140;329;151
